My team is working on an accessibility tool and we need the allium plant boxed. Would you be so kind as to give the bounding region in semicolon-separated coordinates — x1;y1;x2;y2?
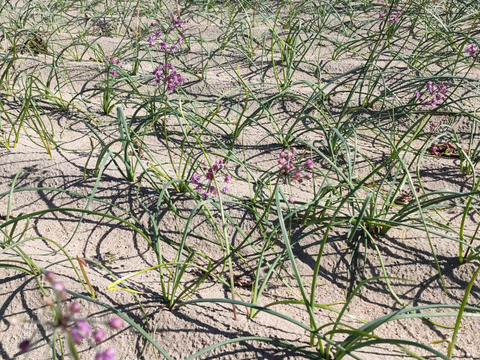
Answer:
147;15;190;51
379;2;402;24
152;63;184;92
277;147;314;204
189;159;230;199
103;55;123;78
465;43;478;58
15;271;124;360
415;81;448;108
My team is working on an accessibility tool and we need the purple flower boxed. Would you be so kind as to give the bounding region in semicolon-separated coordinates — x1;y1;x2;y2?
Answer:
148;34;155;47
70;302;81;313
19;340;30;353
205;171;214;180
53;282;64;292
190;173;201;184
278;148;314;187
190;159;230;198
95;348;115;360
380;2;402;23
93;328;105;343
76;320;92;336
209;185;218;195
103;55;122;77
415;81;448;108
108;317;124;330
152;63;184;92
69;328;84;345
305;159;314;170
45;271;55;282
465;43;477;58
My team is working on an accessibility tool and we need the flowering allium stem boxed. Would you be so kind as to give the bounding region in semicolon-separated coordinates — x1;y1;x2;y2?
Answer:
277;147;314;204
189;159;229;199
152;63;184;92
415;81;448;108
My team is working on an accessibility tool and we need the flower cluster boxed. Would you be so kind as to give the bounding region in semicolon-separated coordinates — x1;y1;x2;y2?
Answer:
15;271;125;360
278;147;314;204
465;43;477;58
103;55;122;77
147;16;190;51
379;2;402;24
152;63;184;91
415;81;448;108
190;159;231;199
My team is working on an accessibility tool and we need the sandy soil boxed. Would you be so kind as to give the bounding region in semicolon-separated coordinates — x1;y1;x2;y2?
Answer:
1;2;480;359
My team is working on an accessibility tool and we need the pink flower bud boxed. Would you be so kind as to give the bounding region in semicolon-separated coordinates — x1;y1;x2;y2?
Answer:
53;282;64;292
45;271;55;282
305;159;314;170
288;197;295;204
70;302;81;313
70;328;84;345
19;340;30;353
108;317;124;329
93;328;105;343
76;320;92;336
95;348;115;360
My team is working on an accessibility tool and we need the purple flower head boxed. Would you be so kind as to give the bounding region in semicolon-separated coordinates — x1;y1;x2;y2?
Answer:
70;328;84;345
148;34;155;47
76;320;92;336
190;173;201;184
108;317;124;330
416;81;448;108
152;63;184;92
305;159;314;170
45;271;55;282
209;185;218;195
70;302;81;314
93;328;105;343
53;281;64;292
380;2;402;23
19;340;30;353
278;148;314;184
103;55;122;78
205;171;214;180
190;159;230;199
95;348;115;360
465;43;477;58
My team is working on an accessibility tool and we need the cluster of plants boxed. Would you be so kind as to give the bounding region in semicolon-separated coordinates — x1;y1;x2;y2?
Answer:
1;0;480;359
